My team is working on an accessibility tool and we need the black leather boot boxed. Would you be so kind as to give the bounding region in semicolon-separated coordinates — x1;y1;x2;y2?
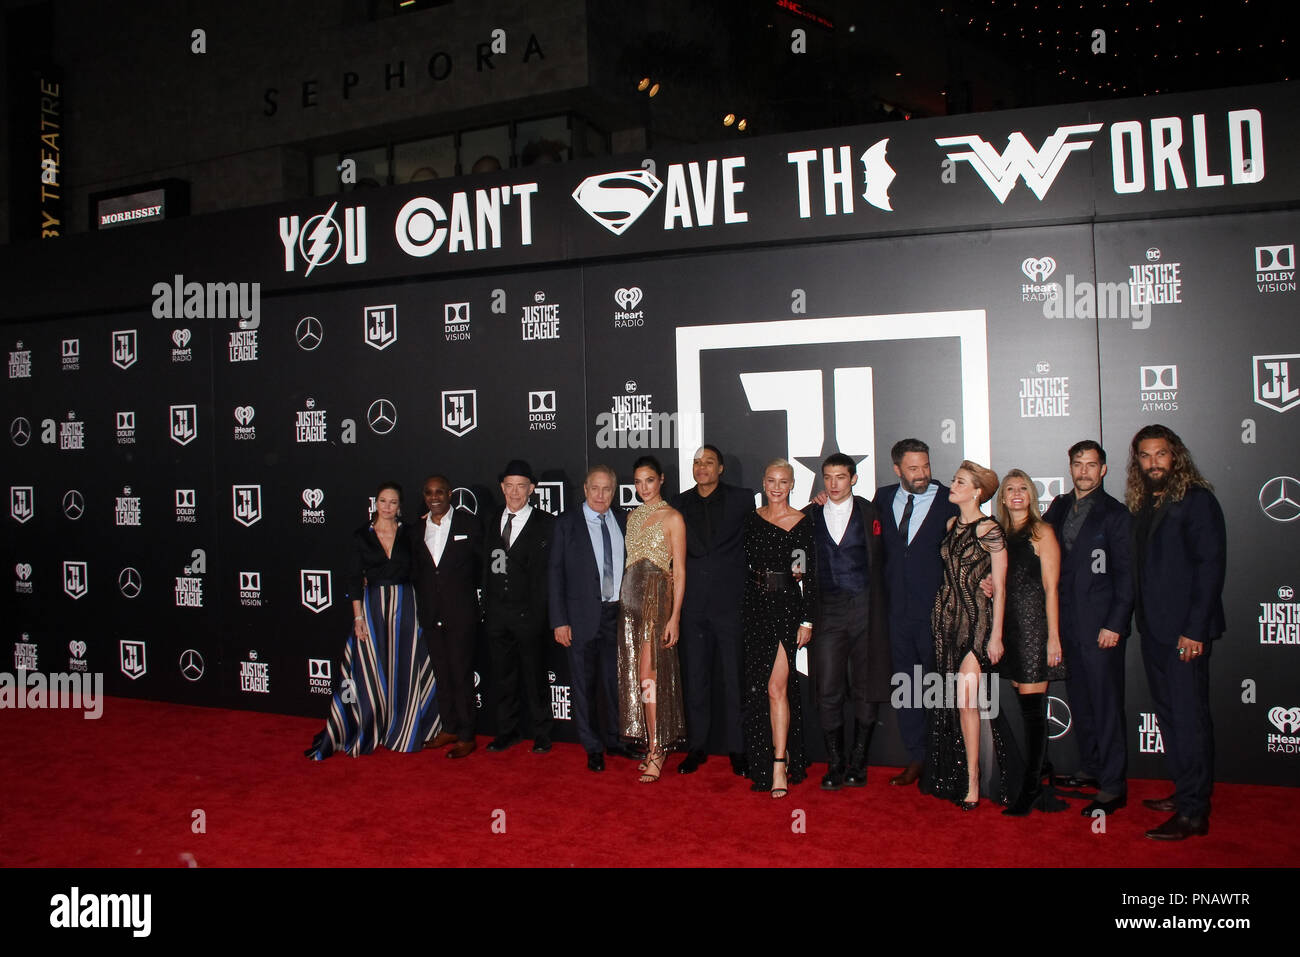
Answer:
1003;692;1047;817
821;727;845;790
844;722;874;787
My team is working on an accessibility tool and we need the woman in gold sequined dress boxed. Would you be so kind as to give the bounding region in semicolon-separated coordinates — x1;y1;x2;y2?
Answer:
617;455;688;782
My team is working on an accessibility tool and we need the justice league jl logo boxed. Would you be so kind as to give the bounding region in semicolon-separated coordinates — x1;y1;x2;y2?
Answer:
442;390;477;436
300;569;333;613
364;305;397;350
675;312;991;499
170;404;198;445
1254;354;1300;413
120;640;146;680
232;484;263;526
111;329;138;369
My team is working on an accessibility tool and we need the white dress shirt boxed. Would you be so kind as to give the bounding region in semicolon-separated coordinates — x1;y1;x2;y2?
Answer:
425;511;452;565
500;503;532;548
823;495;854;545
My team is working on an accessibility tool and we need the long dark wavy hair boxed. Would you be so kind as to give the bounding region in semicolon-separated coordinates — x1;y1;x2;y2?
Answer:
1124;424;1213;513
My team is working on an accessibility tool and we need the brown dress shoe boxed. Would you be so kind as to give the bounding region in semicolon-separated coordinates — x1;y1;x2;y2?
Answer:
429;731;459;749
1142;794;1177;812
448;740;477;759
889;761;923;786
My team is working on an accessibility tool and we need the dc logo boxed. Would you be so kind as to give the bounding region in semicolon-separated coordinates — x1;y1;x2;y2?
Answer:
533;290;546;303
172;328;191;348
170;404;198;446
62;490;84;520
366;398;397;435
364;304;398;350
118;566;142;599
120;640;147;680
450;488;478;514
116;411;135;430
614;287;643;310
295;316;324;351
240;571;261;590
1253;355;1299;413
1279;586;1295;601
63;561;88;600
1047;696;1072;739
529;390;556;413
309;658;331;679
111;329;138;369
619;484;639;507
1140;365;1178;390
10;486;34;524
302;488;325;508
444;302;470;325
234;405;256;426
10;416;31;446
232;484;263;527
1256;244;1295;271
1259;476;1300;523
624;380;637;393
1146;247;1162;262
62;338;79;358
1020;256;1056;282
571;169;664;236
1034;361;1051;374
442;390;477;437
175;489;196;508
179;649;205;681
300;569;333;613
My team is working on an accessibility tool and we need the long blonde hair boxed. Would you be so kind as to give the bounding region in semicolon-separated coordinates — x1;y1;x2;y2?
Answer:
996;468;1044;537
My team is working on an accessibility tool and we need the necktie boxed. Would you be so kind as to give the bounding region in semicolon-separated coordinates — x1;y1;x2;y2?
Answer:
900;494;915;544
600;512;614;600
502;513;514;551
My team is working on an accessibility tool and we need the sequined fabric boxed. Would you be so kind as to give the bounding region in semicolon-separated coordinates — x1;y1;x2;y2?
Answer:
617;503;686;749
921;517;1021;805
741;510;817;790
1003;525;1067;684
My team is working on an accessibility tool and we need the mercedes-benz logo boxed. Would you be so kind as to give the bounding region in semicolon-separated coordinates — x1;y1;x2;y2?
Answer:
179;649;205;681
450;487;478;514
1259;476;1300;523
366;398;397;435
10;417;31;446
118;566;142;598
1046;695;1072;740
295;316;324;351
62;490;85;520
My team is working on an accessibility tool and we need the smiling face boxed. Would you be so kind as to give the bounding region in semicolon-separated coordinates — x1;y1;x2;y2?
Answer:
500;475;534;513
375;487;400;522
764;464;794;505
633;466;663;504
423;477;451;519
1001;474;1032;514
894;452;932;495
1069;449;1107;498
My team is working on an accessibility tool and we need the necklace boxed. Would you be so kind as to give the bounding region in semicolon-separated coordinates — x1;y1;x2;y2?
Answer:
640;498;669;511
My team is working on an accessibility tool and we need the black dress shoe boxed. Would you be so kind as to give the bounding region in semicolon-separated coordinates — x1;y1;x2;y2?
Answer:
1142;794;1177;812
486;733;521;752
1145;813;1209;840
531;736;552;753
586;751;605;772
1081;794;1127;816
1052;772;1100;790
677;750;707;774
606;743;644;762
729;752;749;777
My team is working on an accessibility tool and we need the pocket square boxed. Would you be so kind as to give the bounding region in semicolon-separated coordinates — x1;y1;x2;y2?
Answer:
454;534;468;541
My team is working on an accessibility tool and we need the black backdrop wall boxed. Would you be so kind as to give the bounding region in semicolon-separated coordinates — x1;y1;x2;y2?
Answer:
4;84;1297;786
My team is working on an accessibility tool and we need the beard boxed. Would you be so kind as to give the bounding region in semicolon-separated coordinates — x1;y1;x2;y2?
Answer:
903;476;931;494
1142;468;1169;493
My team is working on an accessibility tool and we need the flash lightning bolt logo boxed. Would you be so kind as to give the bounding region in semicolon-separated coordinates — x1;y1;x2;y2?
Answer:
302;203;340;277
279;202;367;276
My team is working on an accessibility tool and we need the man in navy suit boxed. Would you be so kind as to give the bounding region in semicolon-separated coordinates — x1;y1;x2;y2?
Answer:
549;465;633;772
1126;425;1225;840
872;438;960;786
412;474;484;759
1042;440;1134;817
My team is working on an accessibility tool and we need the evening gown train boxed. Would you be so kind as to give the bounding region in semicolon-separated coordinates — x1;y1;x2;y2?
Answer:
617;501;687;750
307;523;441;759
921;517;1023;804
741;510;818;790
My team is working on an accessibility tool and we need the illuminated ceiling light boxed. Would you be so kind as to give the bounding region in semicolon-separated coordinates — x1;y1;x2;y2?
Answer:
737;118;748;131
895;71;902;76
723;113;735;126
648;82;660;97
637;77;650;92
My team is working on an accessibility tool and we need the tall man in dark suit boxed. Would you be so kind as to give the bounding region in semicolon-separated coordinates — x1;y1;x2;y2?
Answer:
483;460;556;755
549;465;632;772
1042;440;1134;816
1126;425;1226;840
804;453;891;789
412;474;484;759
671;445;752;775
872;438;960;786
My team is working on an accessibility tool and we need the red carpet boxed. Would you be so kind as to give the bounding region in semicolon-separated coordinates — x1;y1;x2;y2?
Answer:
2;696;1296;868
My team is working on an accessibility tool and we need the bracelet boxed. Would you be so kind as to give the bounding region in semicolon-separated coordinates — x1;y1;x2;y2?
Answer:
799;621;813;629
354;616;364;622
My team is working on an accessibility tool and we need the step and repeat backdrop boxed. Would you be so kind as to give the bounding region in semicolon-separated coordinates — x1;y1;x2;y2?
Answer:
3;84;1297;784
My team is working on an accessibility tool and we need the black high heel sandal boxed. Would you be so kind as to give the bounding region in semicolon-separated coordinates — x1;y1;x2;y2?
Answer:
772;754;789;799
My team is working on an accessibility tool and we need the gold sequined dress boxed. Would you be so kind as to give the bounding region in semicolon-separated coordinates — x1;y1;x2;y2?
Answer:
617;500;686;750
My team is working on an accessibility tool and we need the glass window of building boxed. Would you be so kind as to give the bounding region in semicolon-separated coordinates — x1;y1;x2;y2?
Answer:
516;116;571;167
459;125;510;175
393;136;457;184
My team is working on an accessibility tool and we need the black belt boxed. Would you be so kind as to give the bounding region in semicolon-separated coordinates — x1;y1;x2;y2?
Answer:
749;568;795;593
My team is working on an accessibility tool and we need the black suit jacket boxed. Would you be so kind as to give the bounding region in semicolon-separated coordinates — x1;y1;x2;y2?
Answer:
483;505;554;628
872;482;960;625
803;495;893;700
1129;486;1227;645
1042;488;1134;641
547;505;628;644
672;482;753;620
411;508;483;633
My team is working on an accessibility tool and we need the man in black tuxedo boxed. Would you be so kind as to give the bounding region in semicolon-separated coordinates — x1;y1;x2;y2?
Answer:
1126;425;1226;840
872;438;960;786
1042;440;1134;816
671;445;752;776
804;453;891;789
483;459;556;755
549;465;634;772
412;474;484;759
